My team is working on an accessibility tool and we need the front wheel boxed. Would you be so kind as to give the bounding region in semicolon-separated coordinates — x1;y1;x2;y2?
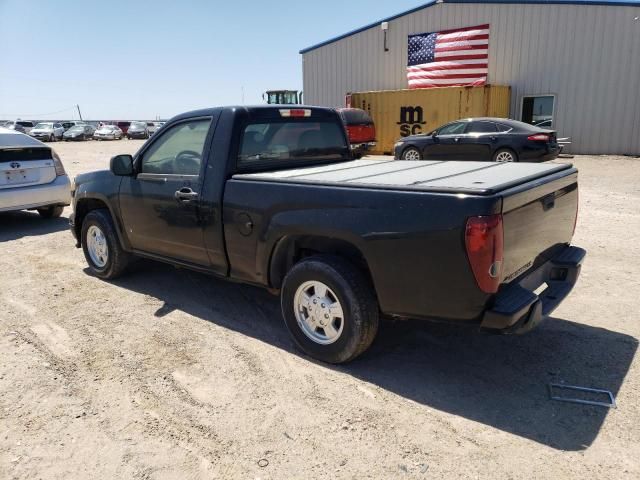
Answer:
281;255;379;364
401;147;422;161
37;205;64;218
81;209;131;279
49;134;55;142
493;148;518;162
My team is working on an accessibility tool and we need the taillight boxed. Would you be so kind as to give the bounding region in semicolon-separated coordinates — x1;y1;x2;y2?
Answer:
465;214;504;294
527;134;550;142
51;150;66;176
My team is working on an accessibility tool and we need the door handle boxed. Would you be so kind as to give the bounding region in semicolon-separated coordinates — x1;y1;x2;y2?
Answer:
174;187;199;203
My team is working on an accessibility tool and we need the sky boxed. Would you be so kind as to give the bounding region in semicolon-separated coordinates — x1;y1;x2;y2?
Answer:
0;0;426;120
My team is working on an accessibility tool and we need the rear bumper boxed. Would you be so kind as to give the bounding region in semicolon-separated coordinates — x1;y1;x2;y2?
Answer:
0;175;71;212
539;147;561;162
480;245;586;334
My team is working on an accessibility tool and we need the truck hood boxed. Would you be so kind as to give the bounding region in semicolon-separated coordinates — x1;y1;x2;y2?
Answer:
233;159;574;196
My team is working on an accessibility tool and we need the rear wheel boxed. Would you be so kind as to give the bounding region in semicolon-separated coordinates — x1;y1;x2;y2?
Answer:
281;255;379;364
37;205;64;218
493;148;518;162
401;147;422;161
81;209;131;279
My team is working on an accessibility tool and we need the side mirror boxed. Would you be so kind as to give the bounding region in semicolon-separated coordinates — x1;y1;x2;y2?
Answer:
110;154;134;176
431;131;438;138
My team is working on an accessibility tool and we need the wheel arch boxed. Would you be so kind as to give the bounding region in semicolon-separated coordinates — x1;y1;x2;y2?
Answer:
268;235;375;293
401;144;423;159
74;196;130;250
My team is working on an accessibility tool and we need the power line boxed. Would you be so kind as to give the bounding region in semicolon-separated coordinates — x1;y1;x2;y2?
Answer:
0;106;78;118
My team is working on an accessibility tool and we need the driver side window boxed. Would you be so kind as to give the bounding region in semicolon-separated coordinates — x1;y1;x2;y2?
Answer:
140;119;211;176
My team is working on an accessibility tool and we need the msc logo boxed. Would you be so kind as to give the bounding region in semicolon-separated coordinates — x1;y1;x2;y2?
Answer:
397;106;426;137
10;162;21;169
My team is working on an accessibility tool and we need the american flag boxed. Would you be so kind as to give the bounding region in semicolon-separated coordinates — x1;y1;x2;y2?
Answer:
407;24;490;89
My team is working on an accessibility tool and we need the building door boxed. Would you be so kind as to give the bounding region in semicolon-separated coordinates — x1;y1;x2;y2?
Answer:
522;95;555;128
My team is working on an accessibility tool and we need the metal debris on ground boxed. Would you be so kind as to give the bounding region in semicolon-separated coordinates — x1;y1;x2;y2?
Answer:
548;383;616;408
257;459;269;468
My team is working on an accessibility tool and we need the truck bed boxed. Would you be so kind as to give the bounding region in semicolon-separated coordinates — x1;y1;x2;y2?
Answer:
233;159;574;195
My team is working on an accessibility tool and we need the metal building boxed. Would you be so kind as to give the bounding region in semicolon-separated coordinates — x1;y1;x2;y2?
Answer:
300;0;640;154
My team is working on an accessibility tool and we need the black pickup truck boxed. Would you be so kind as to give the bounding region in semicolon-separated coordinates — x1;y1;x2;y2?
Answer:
70;106;585;363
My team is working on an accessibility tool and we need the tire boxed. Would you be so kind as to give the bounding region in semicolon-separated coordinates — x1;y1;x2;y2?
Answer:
493;148;518;162
401;147;422;161
281;255;379;364
81;209;131;279
37;205;64;218
49;134;55;142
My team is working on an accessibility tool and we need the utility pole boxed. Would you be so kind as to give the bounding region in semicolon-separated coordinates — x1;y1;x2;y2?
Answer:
76;104;83;121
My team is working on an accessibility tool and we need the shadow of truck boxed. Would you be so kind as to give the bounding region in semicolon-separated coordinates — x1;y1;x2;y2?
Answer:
108;260;637;452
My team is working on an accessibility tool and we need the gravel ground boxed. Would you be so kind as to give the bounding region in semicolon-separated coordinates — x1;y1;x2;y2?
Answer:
1;140;639;479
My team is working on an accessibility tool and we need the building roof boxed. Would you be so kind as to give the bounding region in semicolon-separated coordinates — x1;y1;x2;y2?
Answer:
299;0;640;54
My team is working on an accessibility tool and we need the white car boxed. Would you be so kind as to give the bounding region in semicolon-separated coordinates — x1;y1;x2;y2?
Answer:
30;122;65;142
6;120;36;134
94;125;123;140
0;128;71;217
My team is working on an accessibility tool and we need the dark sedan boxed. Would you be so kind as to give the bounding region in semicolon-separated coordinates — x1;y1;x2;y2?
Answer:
394;118;560;162
127;121;149;139
63;124;95;141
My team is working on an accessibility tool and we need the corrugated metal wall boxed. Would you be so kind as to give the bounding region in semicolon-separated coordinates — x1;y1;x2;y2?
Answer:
302;4;640;155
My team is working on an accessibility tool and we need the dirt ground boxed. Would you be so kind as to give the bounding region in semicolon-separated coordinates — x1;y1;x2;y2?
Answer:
1;140;639;479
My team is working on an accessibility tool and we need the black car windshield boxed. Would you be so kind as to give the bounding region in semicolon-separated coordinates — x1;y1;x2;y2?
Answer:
131;121;146;128
238;120;349;168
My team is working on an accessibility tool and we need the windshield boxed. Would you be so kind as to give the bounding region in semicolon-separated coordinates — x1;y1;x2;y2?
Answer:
68;126;84;132
34;123;53;129
130;121;146;128
238;120;349;168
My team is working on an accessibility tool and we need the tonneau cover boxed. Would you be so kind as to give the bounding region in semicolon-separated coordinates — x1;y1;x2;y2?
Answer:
233;160;573;195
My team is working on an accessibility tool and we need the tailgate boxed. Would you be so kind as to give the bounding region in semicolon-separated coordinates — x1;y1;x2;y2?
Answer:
0;147;57;190
501;169;578;284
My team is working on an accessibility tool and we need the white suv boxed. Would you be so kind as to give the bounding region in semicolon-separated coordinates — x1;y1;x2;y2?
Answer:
0;127;71;217
29;122;65;142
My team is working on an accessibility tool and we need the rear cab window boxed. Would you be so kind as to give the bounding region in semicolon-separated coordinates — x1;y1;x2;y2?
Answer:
237;110;350;170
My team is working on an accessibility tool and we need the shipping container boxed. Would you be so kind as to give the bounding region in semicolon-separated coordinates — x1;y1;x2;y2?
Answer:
348;85;511;155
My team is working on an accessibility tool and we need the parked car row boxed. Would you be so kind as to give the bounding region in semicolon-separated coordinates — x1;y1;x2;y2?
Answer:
0;119;166;142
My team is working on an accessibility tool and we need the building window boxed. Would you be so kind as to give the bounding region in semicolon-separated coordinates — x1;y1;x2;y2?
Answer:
521;95;555;128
